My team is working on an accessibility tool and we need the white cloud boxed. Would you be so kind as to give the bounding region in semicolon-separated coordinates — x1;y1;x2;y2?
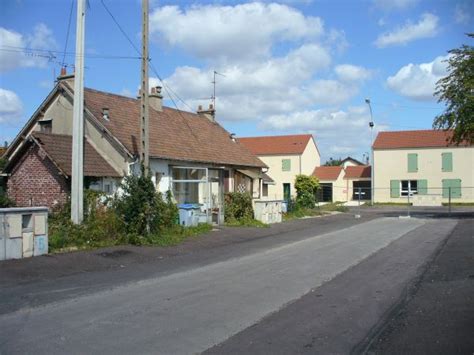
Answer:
0;24;58;72
0;88;23;124
259;106;387;159
335;64;373;82
374;13;439;48
454;3;472;25
149;3;324;63
373;0;419;11
387;55;449;101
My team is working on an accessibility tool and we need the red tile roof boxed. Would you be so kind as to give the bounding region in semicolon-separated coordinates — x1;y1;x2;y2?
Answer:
344;165;371;179
80;86;265;168
312;166;343;181
32;132;121;177
373;130;470;149
238;134;313;155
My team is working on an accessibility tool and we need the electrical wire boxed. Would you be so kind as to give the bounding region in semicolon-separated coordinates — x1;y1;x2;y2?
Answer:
62;0;75;66
0;46;141;60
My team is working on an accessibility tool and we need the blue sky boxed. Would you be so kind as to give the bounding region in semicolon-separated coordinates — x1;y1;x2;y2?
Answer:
0;0;472;162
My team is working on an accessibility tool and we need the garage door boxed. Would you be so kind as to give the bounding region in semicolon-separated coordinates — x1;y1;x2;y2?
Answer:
317;183;333;202
353;181;371;200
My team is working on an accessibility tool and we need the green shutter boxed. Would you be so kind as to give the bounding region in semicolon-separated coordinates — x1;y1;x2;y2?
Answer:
442;179;462;198
441;152;453;172
407;153;418;172
282;159;291;172
418;180;428;195
390;180;400;198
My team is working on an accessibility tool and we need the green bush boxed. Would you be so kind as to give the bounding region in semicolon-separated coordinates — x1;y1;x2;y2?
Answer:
113;172;178;237
224;192;254;222
294;175;319;209
0;191;15;208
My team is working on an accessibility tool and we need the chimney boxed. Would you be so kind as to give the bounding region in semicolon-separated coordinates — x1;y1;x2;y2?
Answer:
149;86;163;112
197;103;216;122
57;67;74;85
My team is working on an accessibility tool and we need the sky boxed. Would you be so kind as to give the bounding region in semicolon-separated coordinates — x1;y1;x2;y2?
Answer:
0;0;472;163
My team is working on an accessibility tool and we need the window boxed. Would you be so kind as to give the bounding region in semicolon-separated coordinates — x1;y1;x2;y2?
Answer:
401;180;417;196
407;153;418;172
282;159;291;172
262;184;268;197
441;152;453;172
38;120;52;133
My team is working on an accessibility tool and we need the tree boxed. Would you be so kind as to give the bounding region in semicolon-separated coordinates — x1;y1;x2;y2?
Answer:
324;158;342;166
294;175;319;209
433;33;474;144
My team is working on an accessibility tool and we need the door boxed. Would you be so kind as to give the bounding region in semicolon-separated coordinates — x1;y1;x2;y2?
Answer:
353;181;371;200
283;183;291;202
317;183;333;202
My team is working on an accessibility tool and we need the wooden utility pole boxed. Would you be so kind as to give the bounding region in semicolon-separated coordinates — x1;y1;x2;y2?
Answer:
71;0;86;224
140;0;150;175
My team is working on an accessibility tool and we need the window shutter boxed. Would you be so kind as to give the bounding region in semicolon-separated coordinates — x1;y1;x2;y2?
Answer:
418;180;428;195
441;152;453;172
390;180;400;198
282;159;291;172
442;179;462;198
407;153;418;172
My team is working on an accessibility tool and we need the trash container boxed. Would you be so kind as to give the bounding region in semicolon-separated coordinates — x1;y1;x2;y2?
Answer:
177;204;201;227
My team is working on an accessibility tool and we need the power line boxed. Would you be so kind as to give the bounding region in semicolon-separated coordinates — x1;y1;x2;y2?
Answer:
62;0;75;66
371;101;442;110
0;46;141;60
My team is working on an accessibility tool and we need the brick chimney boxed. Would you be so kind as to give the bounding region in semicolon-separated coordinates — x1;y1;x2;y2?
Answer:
149;86;163;112
197;103;216;122
57;67;74;86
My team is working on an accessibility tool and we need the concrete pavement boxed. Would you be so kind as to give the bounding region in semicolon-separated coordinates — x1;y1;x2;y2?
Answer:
0;217;443;354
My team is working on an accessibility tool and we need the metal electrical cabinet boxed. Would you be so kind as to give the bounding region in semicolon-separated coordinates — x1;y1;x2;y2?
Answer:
0;207;48;261
254;200;283;224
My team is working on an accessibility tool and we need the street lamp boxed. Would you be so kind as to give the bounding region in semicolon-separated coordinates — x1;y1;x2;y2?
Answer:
365;98;374;205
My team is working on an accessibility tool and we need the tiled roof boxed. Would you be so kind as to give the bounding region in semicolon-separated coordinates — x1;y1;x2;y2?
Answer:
312;166;343;181
81;86;265;168
344;165;371;179
341;156;364;165
32;132;121;177
238;134;313;155
373;130;470;149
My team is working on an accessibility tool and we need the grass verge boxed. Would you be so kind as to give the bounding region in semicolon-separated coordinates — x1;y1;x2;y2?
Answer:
225;217;269;228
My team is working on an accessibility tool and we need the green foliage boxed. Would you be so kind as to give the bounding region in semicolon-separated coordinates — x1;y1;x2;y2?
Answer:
324;158;342;166
434;33;474;144
113;173;177;237
0;191;15;208
294;174;319;209
225;216;268;228
319;202;348;212
224;192;254;222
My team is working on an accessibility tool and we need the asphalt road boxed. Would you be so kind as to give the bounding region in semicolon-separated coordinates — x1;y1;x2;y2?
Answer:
0;214;467;354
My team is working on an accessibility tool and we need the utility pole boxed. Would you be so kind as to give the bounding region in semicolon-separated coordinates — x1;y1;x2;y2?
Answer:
71;0;86;224
140;0;150;175
365;98;375;206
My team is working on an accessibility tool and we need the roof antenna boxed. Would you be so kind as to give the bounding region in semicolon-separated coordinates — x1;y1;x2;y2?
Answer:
211;70;225;112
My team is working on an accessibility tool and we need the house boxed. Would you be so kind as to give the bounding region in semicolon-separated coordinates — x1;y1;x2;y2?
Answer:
372;130;473;204
340;156;366;168
312;165;372;202
3;69;267;224
238;134;320;201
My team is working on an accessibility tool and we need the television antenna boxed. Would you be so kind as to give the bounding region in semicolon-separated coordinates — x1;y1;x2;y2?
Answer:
211;70;225;111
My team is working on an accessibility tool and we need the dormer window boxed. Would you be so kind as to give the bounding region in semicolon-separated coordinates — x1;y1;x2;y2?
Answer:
102;108;110;121
38;118;52;133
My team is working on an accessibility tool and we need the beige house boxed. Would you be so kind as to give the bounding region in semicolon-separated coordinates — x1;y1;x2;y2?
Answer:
238;134;320;200
373;130;474;204
313;165;371;202
3;69;266;225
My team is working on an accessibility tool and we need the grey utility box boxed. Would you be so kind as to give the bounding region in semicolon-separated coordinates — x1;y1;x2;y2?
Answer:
254;200;283;224
0;207;48;261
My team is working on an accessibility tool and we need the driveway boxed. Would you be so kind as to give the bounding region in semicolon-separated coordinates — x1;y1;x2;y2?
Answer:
0;212;469;354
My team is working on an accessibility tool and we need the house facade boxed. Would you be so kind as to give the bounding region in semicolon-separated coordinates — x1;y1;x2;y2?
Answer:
373;130;473;204
238;134;320;201
3;70;266;224
313;165;371;202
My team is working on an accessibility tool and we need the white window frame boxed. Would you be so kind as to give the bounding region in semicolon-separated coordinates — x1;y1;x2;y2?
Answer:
401;180;417;197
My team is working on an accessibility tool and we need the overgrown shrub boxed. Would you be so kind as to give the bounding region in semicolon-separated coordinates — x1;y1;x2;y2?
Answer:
294;175;319;209
224;192;254;222
0;191;15;208
113;174;178;237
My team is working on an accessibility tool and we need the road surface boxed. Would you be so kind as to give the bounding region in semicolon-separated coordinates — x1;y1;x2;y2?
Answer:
0;215;467;354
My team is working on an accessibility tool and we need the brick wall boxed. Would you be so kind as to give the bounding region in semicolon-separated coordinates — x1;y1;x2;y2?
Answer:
7;144;70;208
